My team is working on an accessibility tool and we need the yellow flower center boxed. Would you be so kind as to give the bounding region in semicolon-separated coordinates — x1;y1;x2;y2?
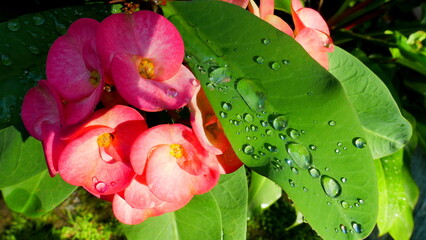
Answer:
97;133;114;147
138;58;155;79
89;71;101;87
170;144;184;158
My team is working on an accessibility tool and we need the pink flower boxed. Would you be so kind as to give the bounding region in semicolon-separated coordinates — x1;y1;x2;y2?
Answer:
46;18;104;125
189;85;243;174
58;105;148;196
96;11;197;112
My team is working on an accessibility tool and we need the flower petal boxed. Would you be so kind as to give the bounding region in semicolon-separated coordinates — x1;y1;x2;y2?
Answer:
264;14;294;37
112;194;157;225
112;53;196;111
295;28;331;69
292;2;330;36
96;11;184;82
46;18;101;101
222;0;249;8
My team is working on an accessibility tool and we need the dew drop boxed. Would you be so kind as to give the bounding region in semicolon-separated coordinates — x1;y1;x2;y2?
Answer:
341;201;349;209
265;129;273;136
95;181;108;193
291;167;299;174
285;158;294;166
1;54;12;66
32;14;45;25
337;142;342;147
260;120;269;127
92;177;98;183
209;67;232;84
353;137;367;148
166;88;178;98
191;79;200;87
309;145;317;151
269;114;288;131
221;102;232;111
254;56;265;64
261;38;270;45
286;143;312;169
236;114;242;120
265;143;278;152
288;129;300;140
328;120;336;126
236;78;267;112
308;167;320;178
7;20;21;31
279;133;286;140
289;179;296;187
244;113;254;122
321;175;342;198
270;62;281;70
28;46;40;54
242;144;254;155
282;59;290;65
251;125;258;131
354;203;360;207
252;154;260;160
206;83;215;90
341;177;347;183
340;224;348;234
219;111;228;118
303;187;308;192
351;222;362;233
358;199;365;205
335;149;341;154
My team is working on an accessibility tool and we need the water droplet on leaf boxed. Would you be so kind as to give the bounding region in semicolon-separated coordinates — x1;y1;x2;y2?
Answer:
219;111;227;118
32;14;45;25
289;179;296;187
28;46;40;54
236;78;267;112
221;102;232;111
261;38;270;45
341;201;349;209
328;120;336;126
282;59;290;65
291;167;299;174
265;143;278;152
353;137;367;148
209;67;232;84
244;113;254;122
308;167;320;178
286;143;312;169
269;114;288;131
351;222;362;233
242;144;254;155
309;145;317;150
1;54;12;66
321;175;342;198
270;62;281;70
340;224;348;234
254;56;264;64
7;20;21;31
341;177;347;183
288;129;300;140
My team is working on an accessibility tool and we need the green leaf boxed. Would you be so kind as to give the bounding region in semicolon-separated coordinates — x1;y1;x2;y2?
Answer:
248;171;282;218
275;0;291;13
0;4;110;130
162;1;378;239
123;192;222;240
328;46;412;159
0;126;45;188
1;170;77;217
376;149;419;240
211;167;248;240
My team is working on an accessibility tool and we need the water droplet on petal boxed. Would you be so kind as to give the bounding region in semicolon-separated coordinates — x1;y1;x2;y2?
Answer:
351;222;362;233
269;114;288;131
270;62;281;70
236;78;267;112
254;56;265;64
286;143;312;169
92;177;98;183
95;181;108;193
328;120;336;126
261;38;270;45
166;88;178;98
191;79;199;87
32;14;45;25
321;175;342;198
353;137;367;148
221;102;232;111
308;167;320;178
242;144;254;155
7;20;21;31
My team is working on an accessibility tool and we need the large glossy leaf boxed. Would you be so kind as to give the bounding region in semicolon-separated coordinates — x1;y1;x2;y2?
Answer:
328;46;412;159
248;171;282;218
211;167;248;240
123;192;222;240
376;149;419;240
0;4;110;130
1;170;77;217
0;126;45;188
162;1;378;239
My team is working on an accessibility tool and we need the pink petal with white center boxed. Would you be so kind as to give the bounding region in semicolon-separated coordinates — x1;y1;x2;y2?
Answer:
111;54;197;112
96;11;184;82
113;194;158;225
21;80;62;140
46;18;101;101
146;144;218;203
58;126;135;195
295;28;331;69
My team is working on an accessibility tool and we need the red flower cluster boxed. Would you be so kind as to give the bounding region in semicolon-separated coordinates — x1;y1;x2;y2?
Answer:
21;10;242;224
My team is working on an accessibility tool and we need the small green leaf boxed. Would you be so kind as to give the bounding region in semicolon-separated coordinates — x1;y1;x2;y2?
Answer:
123;192;222;240
163;1;378;239
275;0;292;13
376;149;419;240
329;46;412;159
1;170;77;217
0;126;45;188
211;167;248;240
0;4;110;130
248;171;282;218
